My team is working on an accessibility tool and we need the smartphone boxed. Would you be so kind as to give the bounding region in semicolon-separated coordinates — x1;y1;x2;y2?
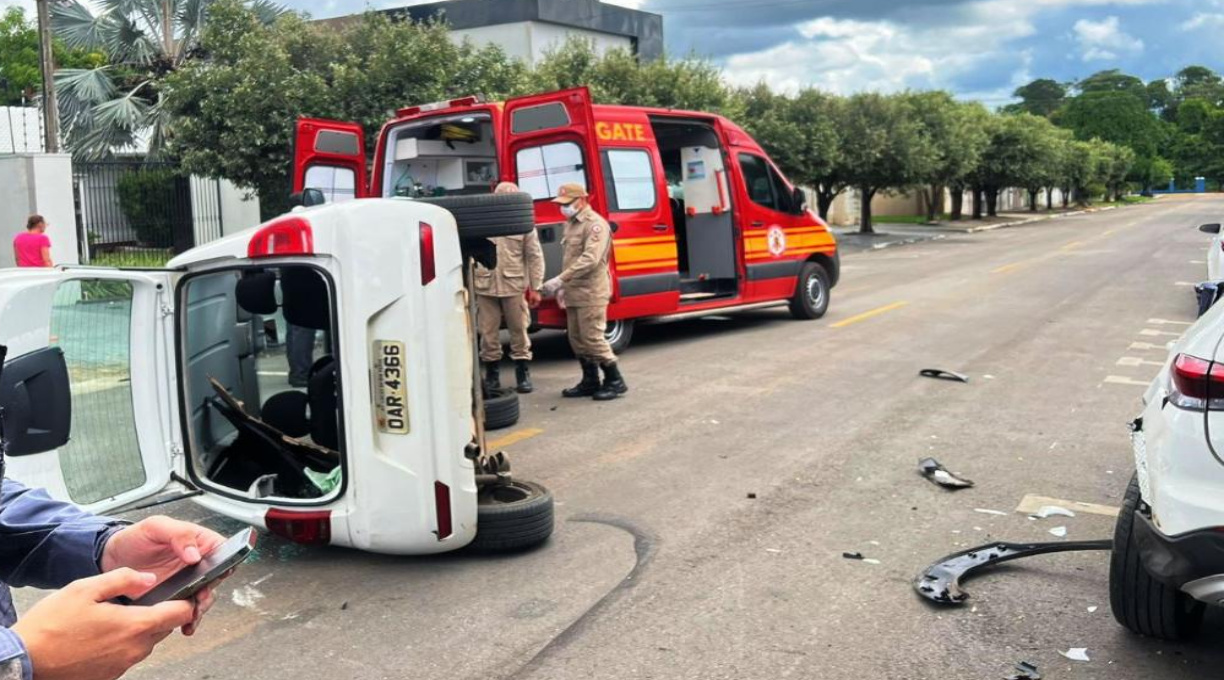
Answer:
130;527;257;606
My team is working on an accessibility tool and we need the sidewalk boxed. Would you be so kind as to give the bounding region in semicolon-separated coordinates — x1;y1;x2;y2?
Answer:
831;205;1121;252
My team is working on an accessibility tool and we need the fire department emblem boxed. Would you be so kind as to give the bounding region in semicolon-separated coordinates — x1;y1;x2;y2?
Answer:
767;226;787;257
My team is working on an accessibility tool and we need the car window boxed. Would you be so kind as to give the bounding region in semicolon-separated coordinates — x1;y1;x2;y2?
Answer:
739;154;778;211
516;142;587;201
603;149;657;212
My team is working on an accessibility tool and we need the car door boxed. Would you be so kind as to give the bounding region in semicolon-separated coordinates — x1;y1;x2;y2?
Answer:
501;88;611;290
293;118;369;203
0;268;180;514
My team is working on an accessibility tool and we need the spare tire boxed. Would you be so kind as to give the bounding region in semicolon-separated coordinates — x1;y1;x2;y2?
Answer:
483;387;520;431
469;480;554;552
416;192;536;240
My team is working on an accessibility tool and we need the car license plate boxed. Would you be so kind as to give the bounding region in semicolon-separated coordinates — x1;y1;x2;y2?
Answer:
373;340;409;435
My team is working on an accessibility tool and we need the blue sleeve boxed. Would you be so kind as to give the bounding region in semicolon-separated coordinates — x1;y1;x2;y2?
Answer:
0;480;124;590
0;627;29;680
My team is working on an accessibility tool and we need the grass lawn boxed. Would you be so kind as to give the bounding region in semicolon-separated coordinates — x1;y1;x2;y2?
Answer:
90;249;173;268
874;214;949;225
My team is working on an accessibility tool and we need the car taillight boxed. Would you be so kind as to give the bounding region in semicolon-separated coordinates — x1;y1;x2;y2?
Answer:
265;509;332;545
248;216;314;258
434;481;452;540
1170;353;1224;409
420;222;436;285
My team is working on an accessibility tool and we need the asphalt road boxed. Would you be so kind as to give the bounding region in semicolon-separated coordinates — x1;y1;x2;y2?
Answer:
28;194;1224;680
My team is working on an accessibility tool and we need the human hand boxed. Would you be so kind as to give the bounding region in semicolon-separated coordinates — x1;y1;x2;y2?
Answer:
101;516;227;636
526;289;542;308
13;568;195;680
556;287;567;310
541;277;563;297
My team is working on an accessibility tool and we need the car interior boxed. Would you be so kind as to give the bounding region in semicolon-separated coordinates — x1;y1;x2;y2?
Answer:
180;265;343;501
382;113;499;198
650;118;739;300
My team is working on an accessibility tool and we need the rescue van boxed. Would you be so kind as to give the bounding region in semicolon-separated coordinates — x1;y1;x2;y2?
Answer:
294;87;840;351
0;197;553;555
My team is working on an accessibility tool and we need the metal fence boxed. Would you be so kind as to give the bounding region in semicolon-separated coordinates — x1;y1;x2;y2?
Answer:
73;161;225;267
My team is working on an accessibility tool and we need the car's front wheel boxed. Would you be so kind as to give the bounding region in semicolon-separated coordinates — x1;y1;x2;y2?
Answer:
469;480;554;552
604;318;635;354
1109;474;1204;640
789;261;830;320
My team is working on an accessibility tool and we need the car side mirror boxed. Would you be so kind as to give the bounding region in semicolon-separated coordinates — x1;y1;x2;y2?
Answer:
1200;223;1221;234
290;188;327;208
0;346;72;456
792;187;808;214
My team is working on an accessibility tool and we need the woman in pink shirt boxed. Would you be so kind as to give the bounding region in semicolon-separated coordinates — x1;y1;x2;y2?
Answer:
13;214;52;268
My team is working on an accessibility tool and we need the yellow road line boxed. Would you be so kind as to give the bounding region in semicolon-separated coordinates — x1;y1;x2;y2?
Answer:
831;301;909;328
992;261;1028;274
1060;240;1085;251
486;428;544;450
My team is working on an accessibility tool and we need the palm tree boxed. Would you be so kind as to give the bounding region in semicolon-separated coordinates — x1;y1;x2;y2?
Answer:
51;0;284;160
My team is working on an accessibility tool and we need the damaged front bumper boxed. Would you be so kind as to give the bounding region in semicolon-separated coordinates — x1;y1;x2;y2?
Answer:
1134;511;1224;604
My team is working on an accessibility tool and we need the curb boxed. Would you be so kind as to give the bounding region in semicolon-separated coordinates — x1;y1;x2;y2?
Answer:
957;205;1119;234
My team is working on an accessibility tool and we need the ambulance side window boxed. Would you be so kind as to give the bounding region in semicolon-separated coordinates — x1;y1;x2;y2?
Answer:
516;142;587;201
304;165;357;203
602;149;656;212
739;154;778;211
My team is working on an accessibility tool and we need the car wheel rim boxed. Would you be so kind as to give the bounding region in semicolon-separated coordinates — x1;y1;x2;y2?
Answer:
605;321;624;345
806;274;825;309
479;482;536;506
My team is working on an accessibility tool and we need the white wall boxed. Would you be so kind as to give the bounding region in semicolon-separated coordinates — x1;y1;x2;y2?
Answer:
218;180;261;237
0;154;79;267
450;21;632;65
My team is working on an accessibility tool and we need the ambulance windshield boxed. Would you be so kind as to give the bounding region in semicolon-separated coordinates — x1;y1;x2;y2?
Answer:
179;265;343;502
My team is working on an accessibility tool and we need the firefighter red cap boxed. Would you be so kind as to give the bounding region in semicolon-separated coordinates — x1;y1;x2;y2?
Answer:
552;183;589;204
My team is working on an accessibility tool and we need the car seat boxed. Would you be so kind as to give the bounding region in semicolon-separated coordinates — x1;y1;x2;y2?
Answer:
280;268;340;451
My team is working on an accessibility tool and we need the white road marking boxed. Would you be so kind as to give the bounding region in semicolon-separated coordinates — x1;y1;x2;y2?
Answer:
1128;342;1167;351
1139;329;1181;338
1176;281;1197;287
1146;318;1193;326
1191;260;1207;265
1116;357;1164;368
1104;375;1150;386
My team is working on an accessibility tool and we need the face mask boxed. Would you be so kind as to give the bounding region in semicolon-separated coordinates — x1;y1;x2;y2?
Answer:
561;203;579;219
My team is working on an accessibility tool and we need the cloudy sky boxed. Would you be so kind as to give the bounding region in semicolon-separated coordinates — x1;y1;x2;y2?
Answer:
10;0;1223;106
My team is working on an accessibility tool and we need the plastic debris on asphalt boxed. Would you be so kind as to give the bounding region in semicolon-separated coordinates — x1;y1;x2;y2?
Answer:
1048;526;1068;538
920;368;970;383
914;540;1113;605
843;552;864;560
1087;606;1098;613
1060;648;1090;662
1030;506;1076;519
1005;661;1041;680
974;508;1008;516
919;458;975;490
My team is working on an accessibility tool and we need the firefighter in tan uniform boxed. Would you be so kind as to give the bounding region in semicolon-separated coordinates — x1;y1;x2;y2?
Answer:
476;182;546;394
540;183;628;401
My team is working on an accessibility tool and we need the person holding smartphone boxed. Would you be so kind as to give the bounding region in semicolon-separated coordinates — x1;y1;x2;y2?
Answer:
0;479;226;680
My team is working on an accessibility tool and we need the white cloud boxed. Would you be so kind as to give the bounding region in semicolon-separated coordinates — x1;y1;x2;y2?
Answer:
1181;12;1224;31
1073;16;1144;61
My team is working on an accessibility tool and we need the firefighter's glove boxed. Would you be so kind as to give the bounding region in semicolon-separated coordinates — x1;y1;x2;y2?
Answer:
541;277;563;298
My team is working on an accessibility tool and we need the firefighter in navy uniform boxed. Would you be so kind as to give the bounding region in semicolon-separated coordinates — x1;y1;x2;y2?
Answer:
540;184;628;401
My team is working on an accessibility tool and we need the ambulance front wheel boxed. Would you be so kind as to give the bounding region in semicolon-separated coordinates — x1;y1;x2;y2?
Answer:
469;480;555;552
605;319;635;354
789;261;831;320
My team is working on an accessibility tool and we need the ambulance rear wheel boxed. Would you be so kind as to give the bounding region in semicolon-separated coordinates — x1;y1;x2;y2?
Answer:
470;480;555;552
605;319;635;353
789;262;830;320
483;388;520;431
416;193;535;239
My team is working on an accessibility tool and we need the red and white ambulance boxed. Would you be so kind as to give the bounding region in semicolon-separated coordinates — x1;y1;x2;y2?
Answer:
294;87;840;351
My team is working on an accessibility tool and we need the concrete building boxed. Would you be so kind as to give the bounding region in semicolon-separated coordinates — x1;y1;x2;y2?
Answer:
350;0;664;64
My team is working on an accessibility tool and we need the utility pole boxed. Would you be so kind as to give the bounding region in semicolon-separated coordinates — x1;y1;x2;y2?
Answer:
36;0;59;153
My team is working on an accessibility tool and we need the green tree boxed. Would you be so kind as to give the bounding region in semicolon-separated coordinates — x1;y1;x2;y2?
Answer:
0;7;100;106
1004;78;1066;117
51;0;285;160
1174;65;1224;107
1077;69;1148;100
973;113;1060;217
839;93;936;233
906;92;990;222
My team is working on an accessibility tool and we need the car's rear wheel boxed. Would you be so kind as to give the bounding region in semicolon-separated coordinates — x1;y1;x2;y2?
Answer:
1109;474;1204;640
483;387;520;431
789;261;830;320
605;318;635;354
469;480;554;552
416;192;535;240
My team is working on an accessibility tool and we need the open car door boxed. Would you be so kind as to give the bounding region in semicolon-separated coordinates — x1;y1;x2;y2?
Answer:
0;268;179;514
293;118;369;203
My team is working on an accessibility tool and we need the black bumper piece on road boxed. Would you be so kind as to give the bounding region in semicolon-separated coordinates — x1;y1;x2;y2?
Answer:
1135;512;1224;588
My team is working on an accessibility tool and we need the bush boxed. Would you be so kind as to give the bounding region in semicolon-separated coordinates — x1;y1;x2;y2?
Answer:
116;169;184;247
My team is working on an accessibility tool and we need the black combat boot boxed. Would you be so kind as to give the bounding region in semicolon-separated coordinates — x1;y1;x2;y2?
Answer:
515;360;534;394
593;362;628;401
562;360;601;398
482;361;502;397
